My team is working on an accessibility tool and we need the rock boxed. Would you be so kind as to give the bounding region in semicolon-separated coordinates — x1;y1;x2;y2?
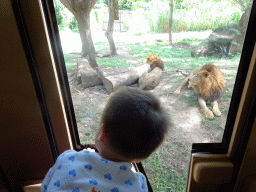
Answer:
191;23;241;58
191;39;221;57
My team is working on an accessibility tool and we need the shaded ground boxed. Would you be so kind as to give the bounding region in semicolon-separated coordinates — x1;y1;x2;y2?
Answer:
64;31;237;191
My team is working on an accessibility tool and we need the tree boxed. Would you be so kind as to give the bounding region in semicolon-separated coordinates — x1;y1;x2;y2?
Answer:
105;0;118;56
228;0;252;55
59;0;99;69
59;0;115;92
234;0;251;12
169;0;174;46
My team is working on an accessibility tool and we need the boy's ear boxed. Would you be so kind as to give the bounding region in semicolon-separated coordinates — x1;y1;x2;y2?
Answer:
101;125;109;142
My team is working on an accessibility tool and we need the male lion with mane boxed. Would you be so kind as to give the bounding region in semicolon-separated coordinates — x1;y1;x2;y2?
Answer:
175;63;225;119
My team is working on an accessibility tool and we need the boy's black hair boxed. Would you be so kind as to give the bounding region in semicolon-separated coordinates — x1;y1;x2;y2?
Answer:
101;86;170;160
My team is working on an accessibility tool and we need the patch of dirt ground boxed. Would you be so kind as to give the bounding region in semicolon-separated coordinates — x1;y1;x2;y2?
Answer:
66;34;236;188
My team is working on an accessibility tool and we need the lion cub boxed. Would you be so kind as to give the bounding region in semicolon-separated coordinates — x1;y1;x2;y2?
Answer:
175;63;225;119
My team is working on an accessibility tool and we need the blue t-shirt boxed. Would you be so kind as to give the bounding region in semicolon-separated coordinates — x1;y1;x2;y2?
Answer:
41;149;148;192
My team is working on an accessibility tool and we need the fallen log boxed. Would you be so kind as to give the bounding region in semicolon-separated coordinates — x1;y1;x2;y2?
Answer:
102;64;151;93
76;58;151;92
138;67;163;90
76;58;103;88
80;70;103;88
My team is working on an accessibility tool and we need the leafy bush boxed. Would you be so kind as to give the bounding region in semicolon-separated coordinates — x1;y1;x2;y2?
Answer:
54;0;242;34
130;0;242;33
53;0;63;25
102;0;132;10
53;0;74;31
69;17;79;33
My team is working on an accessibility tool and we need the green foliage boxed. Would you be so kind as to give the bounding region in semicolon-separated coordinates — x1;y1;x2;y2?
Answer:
53;0;63;25
119;0;133;10
69;17;79;33
102;0;132;10
131;1;151;10
234;0;252;11
155;10;169;33
53;0;75;31
94;11;99;22
130;0;242;33
55;0;244;34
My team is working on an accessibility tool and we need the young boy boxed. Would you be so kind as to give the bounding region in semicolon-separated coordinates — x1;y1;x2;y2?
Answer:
41;87;169;192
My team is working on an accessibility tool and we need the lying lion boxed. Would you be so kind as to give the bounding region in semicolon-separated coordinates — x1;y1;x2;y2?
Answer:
146;53;165;71
138;53;165;90
175;63;225;119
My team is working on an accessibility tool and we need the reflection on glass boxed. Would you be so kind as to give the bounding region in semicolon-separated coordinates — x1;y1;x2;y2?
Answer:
53;0;253;191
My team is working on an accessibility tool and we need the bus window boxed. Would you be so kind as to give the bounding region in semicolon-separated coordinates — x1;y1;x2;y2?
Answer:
45;0;254;191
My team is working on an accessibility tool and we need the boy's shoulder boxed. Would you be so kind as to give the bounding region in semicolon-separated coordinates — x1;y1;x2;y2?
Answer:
43;149;148;192
57;149;134;169
57;149;98;159
57;149;113;164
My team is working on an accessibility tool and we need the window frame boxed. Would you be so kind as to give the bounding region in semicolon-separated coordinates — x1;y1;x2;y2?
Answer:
39;0;82;150
41;0;256;154
37;0;256;191
192;1;256;154
12;0;60;161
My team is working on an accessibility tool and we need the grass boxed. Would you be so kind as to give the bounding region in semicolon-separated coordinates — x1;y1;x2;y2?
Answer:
143;149;187;192
63;53;79;69
129;38;241;71
96;56;133;67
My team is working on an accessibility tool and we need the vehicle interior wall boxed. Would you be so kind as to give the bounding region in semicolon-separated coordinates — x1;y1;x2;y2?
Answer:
187;39;256;191
19;0;74;153
0;0;55;191
234;117;256;191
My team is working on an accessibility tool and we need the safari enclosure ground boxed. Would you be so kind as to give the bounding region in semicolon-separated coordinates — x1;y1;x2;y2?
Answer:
63;31;238;191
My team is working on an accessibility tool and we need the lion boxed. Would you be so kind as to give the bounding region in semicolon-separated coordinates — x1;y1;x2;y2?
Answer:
146;53;165;71
174;63;225;119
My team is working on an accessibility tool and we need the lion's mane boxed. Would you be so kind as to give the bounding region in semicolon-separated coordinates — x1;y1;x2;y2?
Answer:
146;53;165;71
189;63;225;101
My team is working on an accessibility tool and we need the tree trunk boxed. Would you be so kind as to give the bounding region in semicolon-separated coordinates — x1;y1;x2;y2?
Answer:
59;0;114;90
169;0;174;46
228;3;252;56
106;0;117;56
59;0;98;70
75;14;95;57
113;0;119;20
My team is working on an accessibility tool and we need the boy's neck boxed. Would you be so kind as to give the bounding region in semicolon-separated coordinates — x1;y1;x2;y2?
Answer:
98;150;130;162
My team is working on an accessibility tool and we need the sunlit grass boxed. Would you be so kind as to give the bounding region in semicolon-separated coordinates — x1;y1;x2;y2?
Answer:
63;53;80;69
94;42;109;54
143;149;187;192
96;56;133;67
128;40;240;71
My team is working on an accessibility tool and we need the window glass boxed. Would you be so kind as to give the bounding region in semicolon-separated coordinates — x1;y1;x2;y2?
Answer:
52;0;253;191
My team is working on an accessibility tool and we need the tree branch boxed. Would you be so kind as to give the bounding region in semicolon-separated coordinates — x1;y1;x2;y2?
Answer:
59;0;75;13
